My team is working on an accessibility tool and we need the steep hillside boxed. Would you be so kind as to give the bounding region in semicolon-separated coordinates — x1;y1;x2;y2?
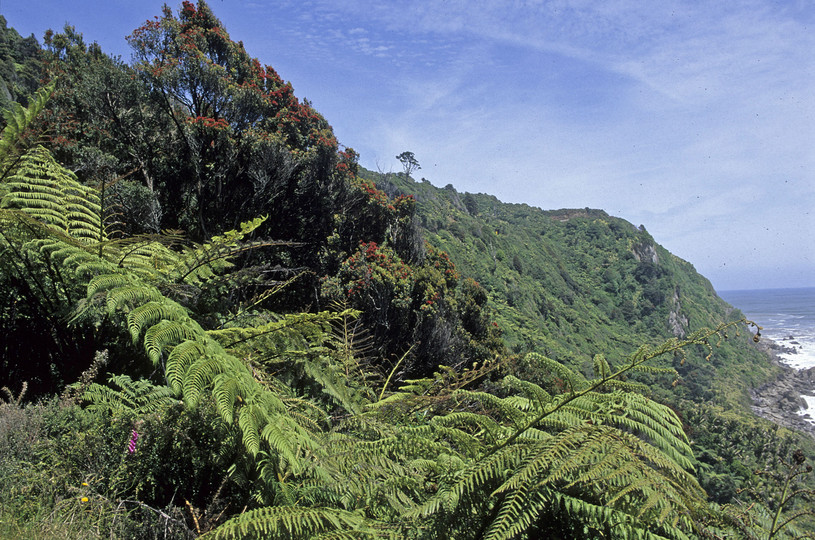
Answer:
370;170;779;407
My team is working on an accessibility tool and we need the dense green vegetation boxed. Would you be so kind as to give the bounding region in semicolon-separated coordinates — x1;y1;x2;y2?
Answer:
1;2;813;538
370;173;779;406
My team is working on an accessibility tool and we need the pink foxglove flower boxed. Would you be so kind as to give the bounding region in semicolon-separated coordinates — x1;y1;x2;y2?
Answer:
127;430;139;454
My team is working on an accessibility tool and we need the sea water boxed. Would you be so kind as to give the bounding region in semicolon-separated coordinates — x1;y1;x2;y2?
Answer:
718;287;815;423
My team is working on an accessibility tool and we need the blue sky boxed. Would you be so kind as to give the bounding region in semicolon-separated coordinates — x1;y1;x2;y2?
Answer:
5;0;814;291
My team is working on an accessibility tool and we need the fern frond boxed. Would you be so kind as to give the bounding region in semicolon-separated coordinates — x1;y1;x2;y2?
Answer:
595;392;695;470
144;319;200;364
298;354;367;416
1;146;104;244
166;216;290;285
209;311;342;350
126;300;188;344
113;237;180;275
501;375;552;407
164;339;207;394
202;505;373;540
525;352;588;392
182;354;228;407
259;417;300;469
104;282;165;313
86;272;133;298
487;424;703;539
431;412;504;445
406;443;526;519
83;374;177;416
0;82;54;179
452;388;529;428
592;353;612;379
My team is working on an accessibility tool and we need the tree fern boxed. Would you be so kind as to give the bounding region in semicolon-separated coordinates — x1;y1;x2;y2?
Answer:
83;373;178;416
0;82;54;181
2;146;104;243
0;144;329;479
201;505;379;540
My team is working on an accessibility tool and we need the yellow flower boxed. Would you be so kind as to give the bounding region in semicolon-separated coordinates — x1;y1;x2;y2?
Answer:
80;497;89;503
81;482;89;487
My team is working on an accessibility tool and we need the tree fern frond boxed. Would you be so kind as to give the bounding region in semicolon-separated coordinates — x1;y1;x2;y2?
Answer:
182;355;228;407
165;339;207;394
484;485;548;540
593;353;612;380
86;272;133;298
631;364;680;376
211;372;241;424
259;417;300;469
298;354;367;416
83;374;177;417
600;378;652;393
238;403;269;456
595;392;695;470
143;319;200;364
476;421;705;539
548;490;680;540
202;505;372;540
406;443;526;519
452;388;529;428
525;352;588;392
501;375;552;407
1;146;104;244
116;241;181;279
126;300;188;344
0;82;54;179
105;282;165;313
209;311;342;350
166;216;290;285
431;412;504;445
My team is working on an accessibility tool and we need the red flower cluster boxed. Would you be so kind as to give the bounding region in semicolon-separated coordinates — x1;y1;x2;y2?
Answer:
343;242;414;300
186;115;229;130
426;244;459;283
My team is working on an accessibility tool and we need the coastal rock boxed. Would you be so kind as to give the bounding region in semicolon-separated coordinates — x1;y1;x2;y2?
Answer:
750;351;815;436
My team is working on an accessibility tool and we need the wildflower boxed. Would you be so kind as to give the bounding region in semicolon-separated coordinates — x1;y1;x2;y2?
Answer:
127;430;139;454
81;482;88;487
81;497;89;503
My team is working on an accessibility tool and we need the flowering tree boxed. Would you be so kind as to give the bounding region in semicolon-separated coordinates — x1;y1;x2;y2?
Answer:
322;240;503;374
127;0;338;238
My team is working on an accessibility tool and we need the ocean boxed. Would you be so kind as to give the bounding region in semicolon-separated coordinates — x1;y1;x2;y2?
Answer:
718;287;815;423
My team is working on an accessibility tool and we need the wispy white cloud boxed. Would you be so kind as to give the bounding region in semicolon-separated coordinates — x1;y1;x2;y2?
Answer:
7;0;813;288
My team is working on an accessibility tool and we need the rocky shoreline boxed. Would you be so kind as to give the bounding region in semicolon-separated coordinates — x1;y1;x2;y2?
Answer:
750;338;815;436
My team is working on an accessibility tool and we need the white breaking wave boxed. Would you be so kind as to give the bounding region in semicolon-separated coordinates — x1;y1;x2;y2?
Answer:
798;395;815;426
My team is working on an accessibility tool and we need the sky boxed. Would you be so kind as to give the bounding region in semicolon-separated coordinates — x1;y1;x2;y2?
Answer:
4;0;814;291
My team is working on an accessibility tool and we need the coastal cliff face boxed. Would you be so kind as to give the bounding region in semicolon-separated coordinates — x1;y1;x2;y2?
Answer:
371;170;779;408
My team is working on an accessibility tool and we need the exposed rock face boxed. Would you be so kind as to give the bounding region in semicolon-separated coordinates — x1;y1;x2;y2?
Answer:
750;340;815;436
667;288;689;338
632;242;659;264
